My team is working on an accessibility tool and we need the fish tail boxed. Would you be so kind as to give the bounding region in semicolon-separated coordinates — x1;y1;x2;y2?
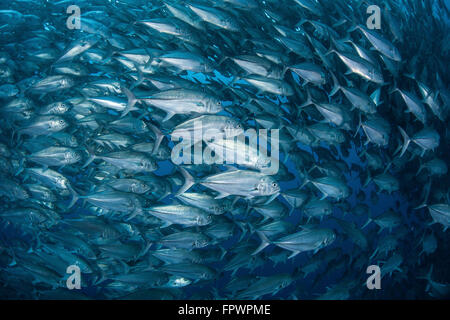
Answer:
125;209;141;221
354;111;362;138
362;170;372;187
130;63;144;90
397;126;411;157
361;217;372;229
176;166;195;195
324;47;337;57
67;184;79;209
298;88;314;109
287;250;301;259
299;174;310;189
370;87;383;106
414;201;428;210
416;164;424;176
15;157;26;176
147;122;165;156
282;65;290;78
235;221;247;241
347;24;360;33
82;145;96;168
82;154;96;169
139;241;152;258
247;222;255;235
383;159;393;174
329;71;341;97
12;127;24;146
217;75;237;95
217;55;229;65
218;245;227;260
121;86;138;118
252;231;271;255
417;265;433;292
389;87;399;95
369;248;378;260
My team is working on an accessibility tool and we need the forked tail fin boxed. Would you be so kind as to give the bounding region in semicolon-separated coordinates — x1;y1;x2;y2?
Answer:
252;231;271;255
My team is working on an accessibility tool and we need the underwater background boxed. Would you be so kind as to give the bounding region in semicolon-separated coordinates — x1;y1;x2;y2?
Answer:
0;0;449;299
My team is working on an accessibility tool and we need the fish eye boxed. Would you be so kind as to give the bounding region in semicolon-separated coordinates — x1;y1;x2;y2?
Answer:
217;101;221;106
272;182;277;187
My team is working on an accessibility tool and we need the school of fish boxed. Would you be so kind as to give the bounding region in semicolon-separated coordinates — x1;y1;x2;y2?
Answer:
0;0;449;299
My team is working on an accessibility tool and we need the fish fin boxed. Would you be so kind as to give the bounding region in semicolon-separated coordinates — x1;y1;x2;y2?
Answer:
397;126;410;157
418;265;433;284
235;222;247;241
413;200;428;210
283;152;290;164
369;248;378;260
82;146;96;168
282;65;290;78
176;166;195;195
118;260;130;274
223;164;238;171
329;71;341;97
354;111;362;138
8;258;17;267
389;87;399;95
231;196;240;209
247;222;255;236
361;217;372;229
298;87;314;109
217;55;229;65
263;192;279;205
416;163;424;175
15;157;26;176
125;209;141;221
218;245;227;260
139;241;152;258
215;192;230;199
160;220;172;228
420;148;426;157
67;184;79;209
383;161;392;174
362;171;372;187
299;176;311;189
130;63;144;90
288;206;294;216
147;122;164;156
347;24;361;33
324;49;337;57
121;86;138;118
162;111;175;122
252;231;271;255
288;251;301;259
